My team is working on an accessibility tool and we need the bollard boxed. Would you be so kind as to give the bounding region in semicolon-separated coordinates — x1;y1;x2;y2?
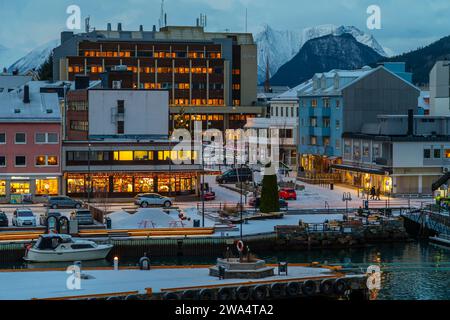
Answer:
113;257;119;271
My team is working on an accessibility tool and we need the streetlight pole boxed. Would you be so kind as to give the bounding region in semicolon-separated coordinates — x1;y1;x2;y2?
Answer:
201;145;205;228
87;143;92;204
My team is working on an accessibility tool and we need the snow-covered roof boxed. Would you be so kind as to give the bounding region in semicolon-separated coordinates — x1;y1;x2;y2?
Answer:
0;81;61;122
0;75;32;91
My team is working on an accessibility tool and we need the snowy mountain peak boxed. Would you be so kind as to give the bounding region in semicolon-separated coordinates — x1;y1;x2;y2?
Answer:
256;24;391;83
7;39;59;74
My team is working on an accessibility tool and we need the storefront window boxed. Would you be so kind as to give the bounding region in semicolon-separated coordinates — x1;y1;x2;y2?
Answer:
158;178;176;193
353;142;361;161
134;177;154;193
0;180;5;196
91;177;109;193
373;143;381;159
36;179;58;195
10;182;30;194
67;178;85;193
113;177;133;193
362;142;370;158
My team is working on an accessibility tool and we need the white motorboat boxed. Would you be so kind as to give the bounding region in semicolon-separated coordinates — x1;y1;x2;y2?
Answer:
24;234;113;263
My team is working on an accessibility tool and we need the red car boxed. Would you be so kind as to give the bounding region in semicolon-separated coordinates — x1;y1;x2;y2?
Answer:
202;192;216;201
279;188;297;201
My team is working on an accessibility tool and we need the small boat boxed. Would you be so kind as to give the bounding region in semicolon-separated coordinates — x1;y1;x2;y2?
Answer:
24;234;113;263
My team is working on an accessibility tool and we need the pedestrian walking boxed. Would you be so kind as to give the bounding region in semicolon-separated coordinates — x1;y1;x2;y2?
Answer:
370;186;376;200
376;186;381;200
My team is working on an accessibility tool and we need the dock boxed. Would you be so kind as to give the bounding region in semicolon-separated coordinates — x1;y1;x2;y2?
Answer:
0;264;368;300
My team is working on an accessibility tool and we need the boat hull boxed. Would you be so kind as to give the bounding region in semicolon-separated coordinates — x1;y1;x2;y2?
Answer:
24;245;113;263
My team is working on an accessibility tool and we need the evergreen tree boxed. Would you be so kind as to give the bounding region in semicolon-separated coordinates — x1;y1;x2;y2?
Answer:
260;165;280;213
38;54;53;81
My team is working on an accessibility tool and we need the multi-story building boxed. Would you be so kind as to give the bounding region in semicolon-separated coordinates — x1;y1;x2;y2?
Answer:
0;82;62;203
297;66;420;175
430;61;450;116
337;111;450;196
53;24;263;131
62;84;201;199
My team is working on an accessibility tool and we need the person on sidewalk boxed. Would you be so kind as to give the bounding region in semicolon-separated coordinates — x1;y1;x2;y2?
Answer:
370;186;376;200
376;186;381;201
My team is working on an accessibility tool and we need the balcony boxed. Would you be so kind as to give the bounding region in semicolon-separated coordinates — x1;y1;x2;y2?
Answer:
312;107;332;118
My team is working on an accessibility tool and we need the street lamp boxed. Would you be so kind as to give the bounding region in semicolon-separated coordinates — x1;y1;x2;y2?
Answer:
342;192;352;220
87;143;92;204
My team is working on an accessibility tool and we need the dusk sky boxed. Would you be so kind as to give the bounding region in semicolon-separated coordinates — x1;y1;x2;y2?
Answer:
1;0;449;61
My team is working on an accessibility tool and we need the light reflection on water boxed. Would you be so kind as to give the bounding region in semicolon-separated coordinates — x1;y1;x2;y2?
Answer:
3;242;450;300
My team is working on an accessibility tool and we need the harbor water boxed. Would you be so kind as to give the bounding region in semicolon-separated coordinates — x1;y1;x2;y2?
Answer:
2;241;450;300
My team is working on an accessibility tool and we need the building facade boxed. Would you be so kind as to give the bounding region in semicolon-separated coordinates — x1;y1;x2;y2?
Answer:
53;25;263;131
0;83;62;203
297;66;420;176
430;61;450;116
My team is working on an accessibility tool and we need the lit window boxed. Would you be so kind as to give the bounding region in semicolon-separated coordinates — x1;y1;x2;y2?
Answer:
35;156;46;166
114;151;133;161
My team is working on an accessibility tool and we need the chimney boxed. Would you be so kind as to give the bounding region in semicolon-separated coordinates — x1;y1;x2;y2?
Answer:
152;25;157;32
407;109;414;136
118;23;122;31
107;23;112;31
139;25;144;32
23;85;30;104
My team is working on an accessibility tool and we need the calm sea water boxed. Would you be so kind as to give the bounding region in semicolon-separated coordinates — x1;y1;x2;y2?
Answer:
3;241;450;300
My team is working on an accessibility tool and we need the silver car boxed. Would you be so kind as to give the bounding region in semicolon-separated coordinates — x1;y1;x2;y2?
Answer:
134;193;173;208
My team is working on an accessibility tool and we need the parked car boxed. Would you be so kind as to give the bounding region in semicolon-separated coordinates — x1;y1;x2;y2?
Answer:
248;197;288;209
0;211;8;227
134;193;173;208
40;212;62;226
279;188;297;201
47;196;83;209
73;210;94;225
12;209;37;227
202;191;216;201
216;167;253;184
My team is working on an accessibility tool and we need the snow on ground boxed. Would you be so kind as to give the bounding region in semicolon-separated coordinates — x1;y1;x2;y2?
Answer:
109;208;193;229
0;266;334;300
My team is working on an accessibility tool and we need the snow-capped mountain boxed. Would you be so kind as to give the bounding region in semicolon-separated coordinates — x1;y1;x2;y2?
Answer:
8;39;59;74
255;24;391;83
0;45;26;71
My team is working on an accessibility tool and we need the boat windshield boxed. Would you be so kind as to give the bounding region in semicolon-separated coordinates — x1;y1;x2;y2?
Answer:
35;236;72;250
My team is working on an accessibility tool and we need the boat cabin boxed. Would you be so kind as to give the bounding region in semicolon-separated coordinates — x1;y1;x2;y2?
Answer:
35;234;74;250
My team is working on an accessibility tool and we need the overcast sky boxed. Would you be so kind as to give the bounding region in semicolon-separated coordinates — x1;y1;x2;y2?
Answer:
0;0;449;56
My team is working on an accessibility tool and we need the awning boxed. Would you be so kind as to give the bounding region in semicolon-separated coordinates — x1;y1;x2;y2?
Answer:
331;164;391;176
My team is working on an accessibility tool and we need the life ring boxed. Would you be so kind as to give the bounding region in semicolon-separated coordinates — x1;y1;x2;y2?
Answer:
251;285;268;300
182;290;197;300
302;280;317;296
333;278;348;295
286;282;301;297
199;288;215;300
320;279;335;295
236;240;245;252
217;287;234;300
163;292;180;300
269;283;286;299
236;286;251;301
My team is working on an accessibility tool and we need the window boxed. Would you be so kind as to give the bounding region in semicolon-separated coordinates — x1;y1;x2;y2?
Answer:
0;133;5;144
310;117;317;127
445;149;450;158
134;151;153;161
113;151;133;161
70;121;88;132
15;156;26;167
310;136;317;145
311;99;317;108
363;142;370;158
424;149;431;159
323;98;330;108
15;133;26;144
353;141;361;161
373;143;381;159
35;156;58;166
323;118;330;128
336;120;341;130
434;149;441;159
344;140;352;156
117;121;125;134
323;138;330;146
336;100;340;108
35;133;58;144
336;139;341;150
0;180;5;196
0;156;5;167
35;179;58;196
117;100;125;114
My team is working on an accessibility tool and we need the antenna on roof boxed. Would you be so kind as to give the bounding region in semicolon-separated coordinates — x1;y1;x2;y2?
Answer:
159;0;165;29
245;8;248;33
197;14;207;28
85;16;90;33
